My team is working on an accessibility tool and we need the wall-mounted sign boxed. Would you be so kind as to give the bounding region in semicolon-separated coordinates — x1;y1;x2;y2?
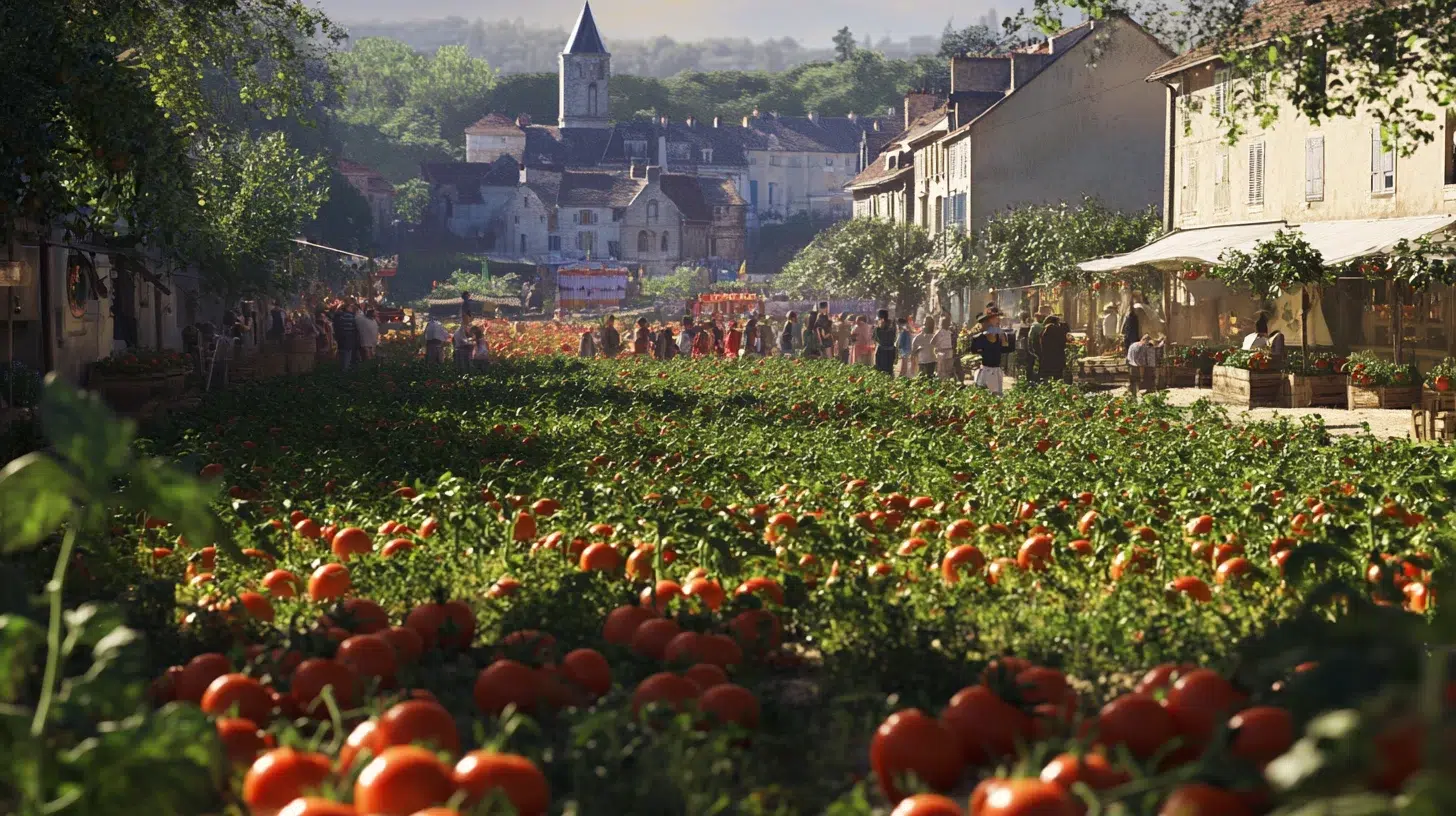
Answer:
0;260;29;286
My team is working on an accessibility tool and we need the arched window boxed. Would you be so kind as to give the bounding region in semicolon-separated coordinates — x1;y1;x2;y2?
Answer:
646;200;659;222
587;84;598;115
637;230;650;252
661;232;670;252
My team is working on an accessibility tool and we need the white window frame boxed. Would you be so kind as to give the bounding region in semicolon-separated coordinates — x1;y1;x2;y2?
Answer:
1213;68;1230;117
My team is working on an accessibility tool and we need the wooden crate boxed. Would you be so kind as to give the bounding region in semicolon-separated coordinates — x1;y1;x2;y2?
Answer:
1211;366;1283;408
1286;374;1347;408
1348;383;1420;409
1076;355;1127;388
1164;365;1199;388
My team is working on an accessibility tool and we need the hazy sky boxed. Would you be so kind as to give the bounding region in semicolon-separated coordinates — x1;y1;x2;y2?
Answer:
312;0;1005;43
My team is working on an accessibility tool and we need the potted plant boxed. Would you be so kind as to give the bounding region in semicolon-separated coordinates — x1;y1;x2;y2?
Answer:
1425;358;1456;395
1344;351;1421;409
1284;352;1347;408
1211;349;1284;408
1210;229;1333;372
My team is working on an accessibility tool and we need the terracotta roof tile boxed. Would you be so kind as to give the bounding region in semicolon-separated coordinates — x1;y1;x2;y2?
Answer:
465;113;524;136
558;170;644;207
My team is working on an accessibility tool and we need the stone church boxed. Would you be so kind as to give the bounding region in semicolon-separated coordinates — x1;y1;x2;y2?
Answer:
421;2;894;275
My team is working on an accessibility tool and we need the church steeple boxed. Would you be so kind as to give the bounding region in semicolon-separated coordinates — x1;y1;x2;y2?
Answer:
565;2;607;54
559;2;611;129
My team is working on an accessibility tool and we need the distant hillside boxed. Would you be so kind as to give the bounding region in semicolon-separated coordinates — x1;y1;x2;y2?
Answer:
336;16;990;77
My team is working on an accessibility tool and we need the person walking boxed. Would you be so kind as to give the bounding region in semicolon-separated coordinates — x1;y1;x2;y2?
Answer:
779;311;799;357
600;315;622;358
454;320;474;370
1026;311;1048;384
469;325;491;370
1039;315;1070;383
1126;333;1161;398
970;312;1011;395
932;317;957;381
1120;303;1142;352
678;316;698;357
266;300;286;346
357;308;380;362
849;315;872;366
833;314;852;363
1099;303;1121;353
911;321;937;377
873;309;897;375
801;309;823;358
633;317;653;356
656;324;678;360
578;326;597;358
895;318;913;377
741;316;760;358
725;320;743;358
333;303;361;371
1014;311;1034;380
423;315;448;363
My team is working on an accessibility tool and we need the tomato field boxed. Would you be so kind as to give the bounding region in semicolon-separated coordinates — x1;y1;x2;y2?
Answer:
4;326;1456;816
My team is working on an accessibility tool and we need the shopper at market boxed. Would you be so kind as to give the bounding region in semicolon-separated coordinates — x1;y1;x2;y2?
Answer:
454;320;474;370
1039;315;1071;383
678;316;697;356
852;314;874;366
469;325;491;370
802;309;823;358
656;324;678;360
1026;310;1048;383
357;308;380;361
578;327;597;358
911;321;937;377
873;309;897;375
422;315;448;363
779;311;799;357
833;314;852;363
1099;303;1121;353
633;317;653;356
1126;333;1161;397
970;312;1011;395
1120;303;1143;351
932;317;957;380
692;321;714;357
725;320;743;358
896;318;913;377
600;315;622;358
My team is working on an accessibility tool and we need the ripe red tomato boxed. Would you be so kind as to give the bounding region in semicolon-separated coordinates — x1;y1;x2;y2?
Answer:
354;745;456;816
870;708;964;803
454;750;551;815
242;748;333;816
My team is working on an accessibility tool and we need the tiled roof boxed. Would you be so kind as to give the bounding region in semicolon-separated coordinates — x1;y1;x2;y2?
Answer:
902;108;950;145
846;152;913;190
365;177;396;196
523;172;562;208
597;121;753;167
564;1;608;54
699;176;746;207
338;159;382;178
742;116;868;154
1150;0;1377;80
420;157;519;204
863;127;897;161
659;173;714;222
558;170;644;207
465;113;524;136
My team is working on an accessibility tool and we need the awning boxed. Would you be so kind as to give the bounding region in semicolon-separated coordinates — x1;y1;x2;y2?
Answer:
1079;214;1456;272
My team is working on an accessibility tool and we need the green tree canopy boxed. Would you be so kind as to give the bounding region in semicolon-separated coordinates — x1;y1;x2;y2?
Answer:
939;23;1003;58
966;198;1162;288
779;219;947;314
832;27;858;62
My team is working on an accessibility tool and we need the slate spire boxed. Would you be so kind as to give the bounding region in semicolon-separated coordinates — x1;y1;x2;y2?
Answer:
565;2;607;54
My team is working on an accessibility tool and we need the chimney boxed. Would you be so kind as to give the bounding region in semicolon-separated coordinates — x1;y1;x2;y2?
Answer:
903;91;939;130
713;116;721;128
686;116;696;128
516;113;532;127
886;106;895;118
950;56;1012;95
657;135;668;169
847;112;858;122
1010;53;1054;90
629;161;646;179
807;111;818;124
646;165;662;183
519;167;528;184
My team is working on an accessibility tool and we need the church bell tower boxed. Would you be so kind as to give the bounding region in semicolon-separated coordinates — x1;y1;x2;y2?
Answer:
559;2;612;129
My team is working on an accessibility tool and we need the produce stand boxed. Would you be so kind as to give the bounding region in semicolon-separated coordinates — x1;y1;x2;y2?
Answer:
1075;355;1127;388
1211;365;1283;408
693;292;764;320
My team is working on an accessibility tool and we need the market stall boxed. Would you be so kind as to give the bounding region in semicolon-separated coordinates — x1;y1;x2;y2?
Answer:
693;292;764;320
556;265;628;312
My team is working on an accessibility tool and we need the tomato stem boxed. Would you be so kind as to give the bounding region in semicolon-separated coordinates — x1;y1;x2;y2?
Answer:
31;512;82;737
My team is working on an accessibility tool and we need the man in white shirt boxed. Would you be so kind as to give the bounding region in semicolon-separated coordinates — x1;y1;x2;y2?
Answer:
423;316;448;363
356;309;380;361
1099;304;1120;353
1241;331;1269;351
1126;333;1162;398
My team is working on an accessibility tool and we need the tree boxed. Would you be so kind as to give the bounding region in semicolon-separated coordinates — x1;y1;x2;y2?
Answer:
642;267;711;301
1029;0;1456;153
968;198;1162;289
306;172;376;255
3;0;337;253
832;27;858;63
193;132;330;298
938;23;1002;58
779;219;943;315
393;178;431;225
1211;229;1332;365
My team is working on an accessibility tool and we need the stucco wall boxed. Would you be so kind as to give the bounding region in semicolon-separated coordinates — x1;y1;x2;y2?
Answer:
621;183;683;275
558;206;620;261
466;133;527;164
1173;65;1456;227
746;151;857;218
502;188;553;256
967;17;1170;226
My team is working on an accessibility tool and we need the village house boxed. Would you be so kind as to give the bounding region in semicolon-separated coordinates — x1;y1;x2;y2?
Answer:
338;160;397;242
848;16;1172;320
1081;0;1456;366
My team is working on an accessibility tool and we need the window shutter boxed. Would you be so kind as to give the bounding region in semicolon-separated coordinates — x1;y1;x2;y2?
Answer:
1247;142;1265;206
1371;129;1382;193
1305;136;1324;201
1214;69;1229;116
1383;137;1396;191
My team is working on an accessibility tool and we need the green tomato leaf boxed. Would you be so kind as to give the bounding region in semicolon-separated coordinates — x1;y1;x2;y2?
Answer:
38;375;136;485
0;453;80;553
